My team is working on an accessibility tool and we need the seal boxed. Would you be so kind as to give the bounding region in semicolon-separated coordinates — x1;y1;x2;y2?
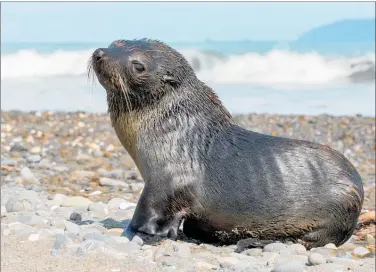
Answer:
89;38;364;249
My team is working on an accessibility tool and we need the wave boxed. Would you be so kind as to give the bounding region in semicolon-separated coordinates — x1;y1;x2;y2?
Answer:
1;48;375;85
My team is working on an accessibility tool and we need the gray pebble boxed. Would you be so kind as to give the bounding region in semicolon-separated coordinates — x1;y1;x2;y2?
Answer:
52;233;73;251
69;212;82;221
308;252;326;265
6;197;35;213
16;213;45;226
263;242;288;253
24;184;42;191
26;155;42;163
272;261;306;272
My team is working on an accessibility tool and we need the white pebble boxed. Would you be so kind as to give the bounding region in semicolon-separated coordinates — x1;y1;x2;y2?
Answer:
28;233;40;241
308;252;326;265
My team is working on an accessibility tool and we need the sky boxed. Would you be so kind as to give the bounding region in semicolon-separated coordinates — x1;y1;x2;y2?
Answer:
1;2;375;43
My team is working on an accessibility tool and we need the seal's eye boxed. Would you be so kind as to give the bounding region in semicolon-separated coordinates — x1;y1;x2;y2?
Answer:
132;61;146;73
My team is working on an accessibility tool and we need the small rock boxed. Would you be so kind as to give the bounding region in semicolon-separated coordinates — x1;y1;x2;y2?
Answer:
132;235;144;246
263;242;288;253
112;236;130;244
352;246;371;258
242;248;263;256
26;155;42;163
129;183;144;193
89;190;102;196
365;234;376;246
64;220;81;235
272;261;306;272
61;196;92;209
173;243;191;257
99;177;129;188
107;198;128;210
30;146;42;154
289;244;307;253
20;167;40;184
1;206;7;217
324;243;337;249
307;263;345;272
28;233;40;241
88;202;107;218
219;256;254;271
2;229;11;236
310;247;337;258
10;144;27;152
69;212;82;221
194;262;218;271
308;252;326;265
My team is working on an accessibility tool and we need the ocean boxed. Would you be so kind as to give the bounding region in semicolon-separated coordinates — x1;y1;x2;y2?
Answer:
1;40;375;116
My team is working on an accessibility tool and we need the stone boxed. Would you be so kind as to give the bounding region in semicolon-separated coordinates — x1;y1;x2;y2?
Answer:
61;196;92;209
132;235;144;246
324;243;337;249
69;211;82;221
88;202;108;218
99;177;129;188
306;263;346;272
194;262;218;271
219;256;255;271
310;247;337;258
1;205;7;217
272;261;306;272
242;248;263;256
352;247;371;258
26;155;42;163
16;213;45;226
263;242;288;253
20;167;40;184
308;252;326;265
107;198;127;210
64;220;81;235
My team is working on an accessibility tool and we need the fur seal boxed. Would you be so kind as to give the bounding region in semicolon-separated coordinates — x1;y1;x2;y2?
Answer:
90;38;364;249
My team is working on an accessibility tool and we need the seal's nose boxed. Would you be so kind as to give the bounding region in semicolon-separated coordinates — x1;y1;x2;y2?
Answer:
93;49;106;62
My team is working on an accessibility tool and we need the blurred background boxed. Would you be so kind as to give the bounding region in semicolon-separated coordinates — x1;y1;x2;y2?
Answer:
1;2;375;116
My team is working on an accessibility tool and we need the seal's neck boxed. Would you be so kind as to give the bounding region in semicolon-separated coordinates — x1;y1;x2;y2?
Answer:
110;82;233;176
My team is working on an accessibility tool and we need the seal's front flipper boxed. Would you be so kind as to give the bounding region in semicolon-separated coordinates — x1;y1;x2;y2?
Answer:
235;238;277;253
126;184;186;240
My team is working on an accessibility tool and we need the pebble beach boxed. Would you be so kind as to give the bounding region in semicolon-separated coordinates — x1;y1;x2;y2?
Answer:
1;111;375;272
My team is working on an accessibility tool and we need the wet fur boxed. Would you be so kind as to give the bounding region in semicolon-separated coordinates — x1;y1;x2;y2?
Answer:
90;38;364;249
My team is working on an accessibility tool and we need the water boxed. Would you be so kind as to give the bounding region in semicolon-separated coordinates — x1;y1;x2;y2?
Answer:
1;40;375;116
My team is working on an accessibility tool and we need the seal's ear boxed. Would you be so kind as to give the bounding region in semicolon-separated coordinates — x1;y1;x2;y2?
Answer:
162;74;180;87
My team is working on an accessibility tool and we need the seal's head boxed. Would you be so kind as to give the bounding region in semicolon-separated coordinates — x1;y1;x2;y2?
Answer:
90;39;197;114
